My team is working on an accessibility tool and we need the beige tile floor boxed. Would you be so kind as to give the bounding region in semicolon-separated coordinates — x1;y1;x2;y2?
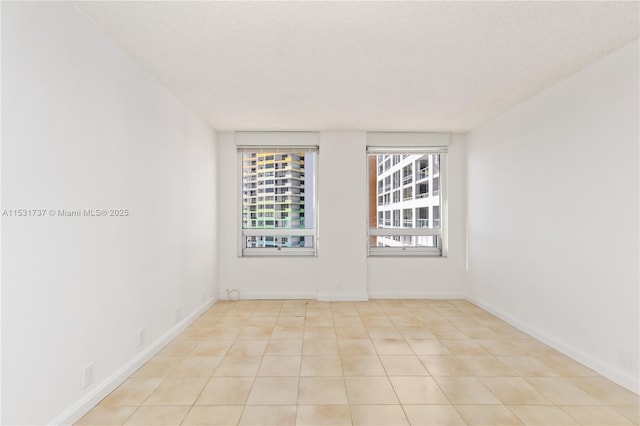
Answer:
76;300;639;425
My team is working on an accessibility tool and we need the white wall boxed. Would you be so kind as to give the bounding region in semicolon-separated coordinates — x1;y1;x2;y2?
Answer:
367;134;467;298
217;132;466;301
217;132;319;299
1;3;217;424
317;132;368;301
466;40;639;392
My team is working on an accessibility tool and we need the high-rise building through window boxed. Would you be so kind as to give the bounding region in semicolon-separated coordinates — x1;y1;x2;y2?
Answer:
240;148;317;255
373;153;441;247
367;146;447;256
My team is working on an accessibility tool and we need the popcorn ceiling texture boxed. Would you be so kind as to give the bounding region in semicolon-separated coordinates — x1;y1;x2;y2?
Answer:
74;1;638;132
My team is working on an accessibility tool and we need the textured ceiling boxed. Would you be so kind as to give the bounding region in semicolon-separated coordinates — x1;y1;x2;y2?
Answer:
74;1;638;132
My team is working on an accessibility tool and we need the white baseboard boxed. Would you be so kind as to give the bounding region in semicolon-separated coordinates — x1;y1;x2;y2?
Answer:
317;293;369;302
216;291;464;302
217;291;316;300
368;291;465;299
467;295;639;394
50;298;218;425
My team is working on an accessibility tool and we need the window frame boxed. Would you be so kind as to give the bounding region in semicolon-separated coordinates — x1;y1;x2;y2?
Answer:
366;143;449;257
236;133;319;257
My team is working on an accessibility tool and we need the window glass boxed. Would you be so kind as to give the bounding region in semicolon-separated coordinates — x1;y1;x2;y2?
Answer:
240;148;317;255
367;149;446;256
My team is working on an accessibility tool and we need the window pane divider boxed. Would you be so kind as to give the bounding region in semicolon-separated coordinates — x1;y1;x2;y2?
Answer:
369;228;441;237
243;247;316;256
242;228;316;237
369;247;442;256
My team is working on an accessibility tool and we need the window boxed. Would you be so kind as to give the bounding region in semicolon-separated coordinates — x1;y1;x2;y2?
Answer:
367;141;448;256
402;186;413;201
417;207;429;228
237;134;318;256
433;206;440;228
402;164;413;185
416;182;428;199
393;171;400;189
402;208;413;227
416;156;429;180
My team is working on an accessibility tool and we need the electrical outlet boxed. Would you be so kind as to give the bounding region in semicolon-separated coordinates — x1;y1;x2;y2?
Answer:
82;363;94;388
175;306;183;323
138;328;146;347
